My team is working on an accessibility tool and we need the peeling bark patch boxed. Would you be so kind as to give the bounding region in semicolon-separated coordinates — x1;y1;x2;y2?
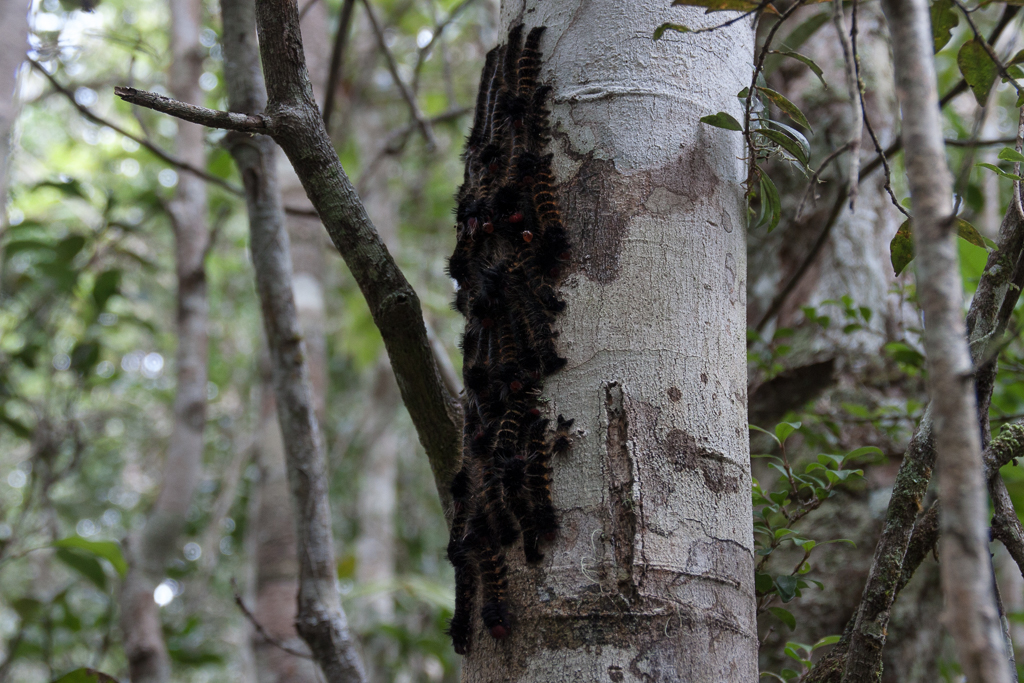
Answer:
667;387;682;402
605;382;639;602
663;429;739;494
562;157;645;284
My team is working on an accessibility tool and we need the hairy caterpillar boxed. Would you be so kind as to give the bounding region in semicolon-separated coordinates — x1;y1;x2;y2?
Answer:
445;23;573;655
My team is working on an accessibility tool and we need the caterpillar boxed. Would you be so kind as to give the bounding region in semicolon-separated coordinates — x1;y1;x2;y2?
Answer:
444;23;573;655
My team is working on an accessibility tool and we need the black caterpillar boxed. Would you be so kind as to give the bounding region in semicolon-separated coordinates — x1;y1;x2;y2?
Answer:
445;24;573;656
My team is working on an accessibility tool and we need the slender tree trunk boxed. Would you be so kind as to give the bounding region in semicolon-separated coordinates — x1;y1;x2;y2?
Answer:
460;2;756;679
247;3;332;679
220;0;366;678
120;0;209;679
876;0;1010;680
0;0;28;215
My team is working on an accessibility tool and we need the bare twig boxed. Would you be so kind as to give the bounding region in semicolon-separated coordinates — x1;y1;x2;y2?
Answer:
945;136;1019;147
321;0;356;127
358;0;436;149
795;142;851;220
231;584;315;660
832;0;862;208
114;86;267;132
31;59;318;218
410;0;479;95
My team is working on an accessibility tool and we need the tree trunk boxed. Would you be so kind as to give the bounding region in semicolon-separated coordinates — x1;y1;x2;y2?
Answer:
460;2;756;679
120;0;209;678
250;3;332;680
0;0;28;213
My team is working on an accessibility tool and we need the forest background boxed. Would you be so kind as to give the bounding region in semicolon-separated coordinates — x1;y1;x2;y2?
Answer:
3;0;1024;680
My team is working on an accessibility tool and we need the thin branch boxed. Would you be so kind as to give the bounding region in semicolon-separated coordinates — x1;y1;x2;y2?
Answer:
410;0;478;95
945;136;1019;147
31;59;317;217
794;142;851;220
358;0;436;149
832;0;862;209
232;585;314;660
297;0;321;21
114;86;267;132
355;106;470;196
744;0;810;188
321;0;356;127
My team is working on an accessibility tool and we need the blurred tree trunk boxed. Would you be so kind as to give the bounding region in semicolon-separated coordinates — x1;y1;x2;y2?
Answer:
119;0;210;679
0;0;29;215
249;3;332;681
746;5;949;680
460;2;756;679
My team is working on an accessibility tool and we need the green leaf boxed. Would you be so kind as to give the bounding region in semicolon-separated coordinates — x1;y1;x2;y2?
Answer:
755;572;776;594
769;607;797;630
756;128;810;166
770;51;826;87
997;147;1024;164
700;112;743;131
976;162;1024;181
653;23;692;40
760;173;782;233
12;597;44;621
930;0;959;52
957;39;999;106
757;87;812;131
53;537;127;577
55;548;107;590
92;270;121;312
51;668;119;683
813;635;842;650
775;574;800;602
774;421;801;443
890;219;914;275
3;239;54;260
956;218;990;249
750;424;782;447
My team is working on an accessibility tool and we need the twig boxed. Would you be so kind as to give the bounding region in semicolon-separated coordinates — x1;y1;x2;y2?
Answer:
664;0;774;38
358;0;437;149
410;0;479;95
744;0;810;188
321;0;356;127
355;106;470;196
945;136;1019;147
232;583;315;660
114;86;268;132
795;142;851;220
832;0;862;209
31;59;318;218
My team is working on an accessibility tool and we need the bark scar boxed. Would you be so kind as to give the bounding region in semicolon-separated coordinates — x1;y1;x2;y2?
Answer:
605;381;641;603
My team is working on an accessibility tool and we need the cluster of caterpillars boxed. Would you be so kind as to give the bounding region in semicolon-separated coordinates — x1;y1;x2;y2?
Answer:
445;24;573;655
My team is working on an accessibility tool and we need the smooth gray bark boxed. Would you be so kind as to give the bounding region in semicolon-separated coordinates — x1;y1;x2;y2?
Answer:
219;0;366;679
873;0;1010;680
459;1;757;680
0;0;28;215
